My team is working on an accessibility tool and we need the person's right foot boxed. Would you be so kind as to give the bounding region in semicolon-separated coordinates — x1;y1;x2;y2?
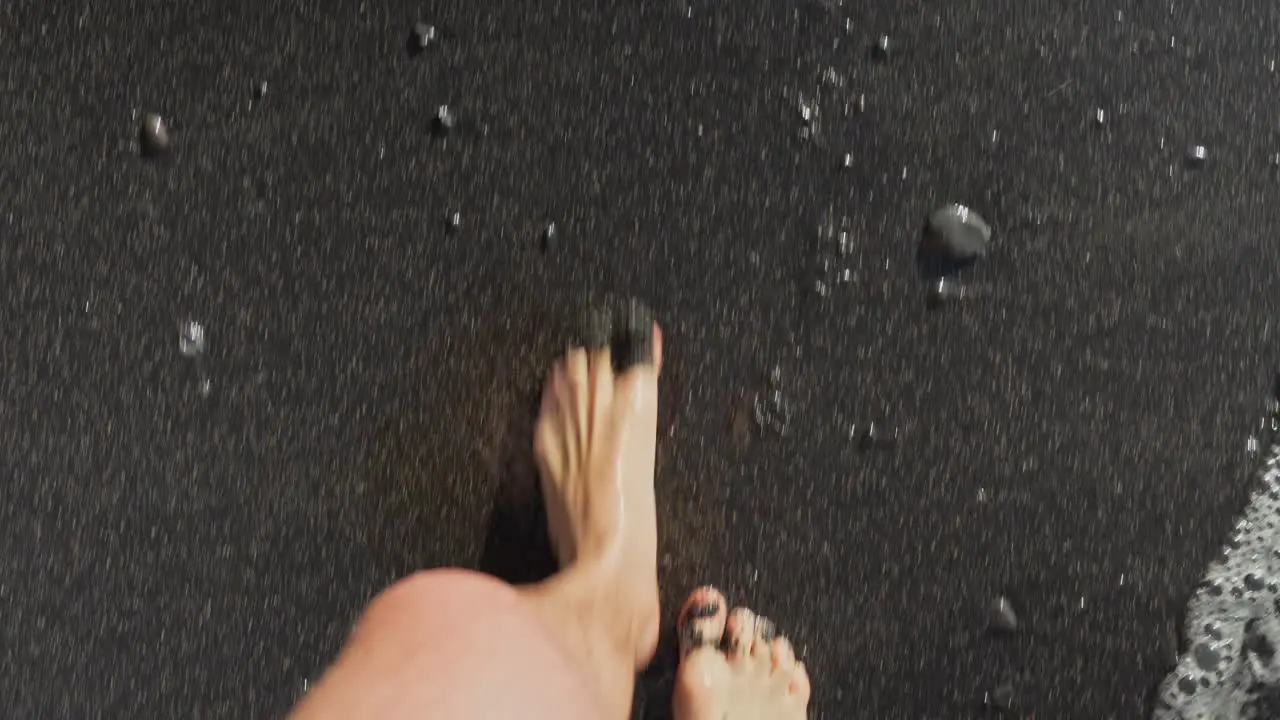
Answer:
673;586;811;720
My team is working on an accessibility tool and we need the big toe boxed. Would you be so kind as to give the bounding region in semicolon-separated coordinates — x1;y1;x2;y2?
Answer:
678;586;727;656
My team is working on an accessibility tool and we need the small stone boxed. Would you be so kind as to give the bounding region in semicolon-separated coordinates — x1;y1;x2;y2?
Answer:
179;320;206;357
841;152;853;169
987;596;1019;633
855;93;867;113
431;105;456;137
1094;108;1106;125
1186;144;1207;166
252;81;268;100
410;22;438;53
446;211;462;233
986;682;1016;711
541;222;557;252
870;35;891;60
851;421;898;450
922;204;991;262
139;113;172;157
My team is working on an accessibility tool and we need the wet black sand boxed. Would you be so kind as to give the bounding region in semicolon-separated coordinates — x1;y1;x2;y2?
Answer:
3;0;1280;717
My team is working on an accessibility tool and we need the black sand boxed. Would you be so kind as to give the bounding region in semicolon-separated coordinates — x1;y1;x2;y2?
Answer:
3;0;1280;717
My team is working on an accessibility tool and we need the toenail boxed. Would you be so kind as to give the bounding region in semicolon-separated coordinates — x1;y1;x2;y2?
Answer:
680;624;710;649
756;617;777;641
687;602;720;620
611;299;655;373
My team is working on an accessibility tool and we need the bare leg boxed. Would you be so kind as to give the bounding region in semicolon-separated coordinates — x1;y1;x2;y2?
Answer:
290;325;664;720
673;586;812;720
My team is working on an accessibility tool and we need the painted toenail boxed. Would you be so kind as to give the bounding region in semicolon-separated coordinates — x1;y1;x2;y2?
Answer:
611;299;655;373
680;624;710;650
688;603;720;619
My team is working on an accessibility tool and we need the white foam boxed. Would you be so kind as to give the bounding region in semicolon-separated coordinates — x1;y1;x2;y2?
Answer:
1154;448;1280;719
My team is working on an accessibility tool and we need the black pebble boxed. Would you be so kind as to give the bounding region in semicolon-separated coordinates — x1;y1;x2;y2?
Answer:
252;81;268;100
138;113;171;157
870;35;891;61
924;204;990;261
918;204;990;279
431;105;456;137
987;596;1019;633
1185;144;1207;167
853;421;898;450
446;211;462;233
408;22;438;55
986;682;1016;712
541;222;557;252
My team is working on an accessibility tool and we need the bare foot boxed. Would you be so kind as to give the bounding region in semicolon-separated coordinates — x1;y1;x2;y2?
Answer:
673;587;811;720
531;322;663;668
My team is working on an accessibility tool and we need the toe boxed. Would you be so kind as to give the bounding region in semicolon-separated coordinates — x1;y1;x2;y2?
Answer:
725;607;756;659
565;348;589;391
678;586;727;656
539;360;564;419
751;615;776;665
588;344;614;410
771;636;796;672
612;301;657;374
788;661;811;703
536;361;570;463
564;347;590;425
612;325;661;416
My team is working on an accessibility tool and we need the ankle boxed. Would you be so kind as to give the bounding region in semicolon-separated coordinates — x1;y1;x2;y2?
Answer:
527;560;658;669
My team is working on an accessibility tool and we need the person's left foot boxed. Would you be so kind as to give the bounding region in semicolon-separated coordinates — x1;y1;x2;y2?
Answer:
533;322;664;667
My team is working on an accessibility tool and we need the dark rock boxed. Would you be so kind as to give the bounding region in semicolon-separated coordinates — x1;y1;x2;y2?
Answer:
918;204;991;278
138;113;172;157
1186;144;1207;167
987;596;1019;633
852;421;898;450
924;204;990;261
431;105;456;137
408;22;439;55
541;222;557;252
986;682;1016;711
870;35;891;61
